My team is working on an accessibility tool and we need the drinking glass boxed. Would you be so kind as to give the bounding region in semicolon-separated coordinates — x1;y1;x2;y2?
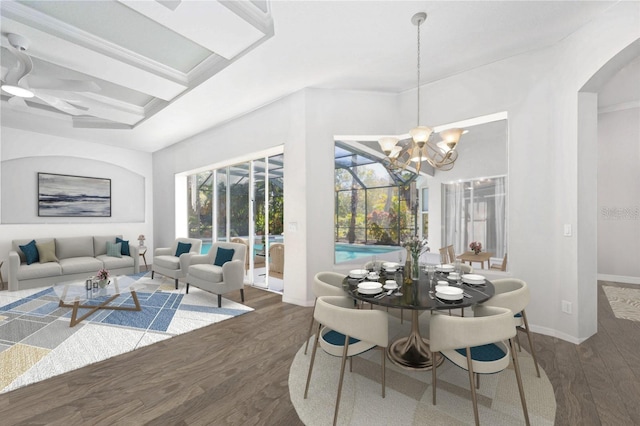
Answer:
426;265;435;291
394;270;403;296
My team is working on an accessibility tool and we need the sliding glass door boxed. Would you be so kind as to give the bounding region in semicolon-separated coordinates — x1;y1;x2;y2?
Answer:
186;151;284;291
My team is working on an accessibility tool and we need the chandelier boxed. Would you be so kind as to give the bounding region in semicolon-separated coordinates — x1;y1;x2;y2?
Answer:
378;12;464;173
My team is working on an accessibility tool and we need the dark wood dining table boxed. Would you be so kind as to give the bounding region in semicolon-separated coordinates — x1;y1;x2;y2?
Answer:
343;270;494;371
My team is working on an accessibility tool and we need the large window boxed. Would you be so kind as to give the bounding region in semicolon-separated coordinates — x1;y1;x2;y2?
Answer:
334;141;419;263
442;176;507;260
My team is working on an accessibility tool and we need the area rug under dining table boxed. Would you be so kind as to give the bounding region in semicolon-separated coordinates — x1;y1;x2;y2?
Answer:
0;272;253;394
289;311;556;426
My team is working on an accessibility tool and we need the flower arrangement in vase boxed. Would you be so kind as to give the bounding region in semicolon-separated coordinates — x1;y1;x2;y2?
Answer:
138;234;145;247
403;235;430;280
96;268;110;288
469;241;482;255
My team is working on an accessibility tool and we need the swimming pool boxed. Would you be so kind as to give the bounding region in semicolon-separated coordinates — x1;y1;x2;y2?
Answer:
334;243;402;264
200;241;402;264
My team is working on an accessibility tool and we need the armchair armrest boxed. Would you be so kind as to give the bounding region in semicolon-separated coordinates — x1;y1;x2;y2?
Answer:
178;253;194;272
129;245;140;273
222;260;244;289
155;247;172;256
8;251;20;291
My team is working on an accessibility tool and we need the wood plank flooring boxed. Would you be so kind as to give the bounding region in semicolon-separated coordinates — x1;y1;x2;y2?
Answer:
0;281;639;425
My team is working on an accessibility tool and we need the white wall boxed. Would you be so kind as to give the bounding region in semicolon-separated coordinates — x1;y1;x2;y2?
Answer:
0;127;154;280
597;106;640;283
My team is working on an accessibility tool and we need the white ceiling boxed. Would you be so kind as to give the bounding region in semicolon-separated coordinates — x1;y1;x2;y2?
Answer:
0;0;634;153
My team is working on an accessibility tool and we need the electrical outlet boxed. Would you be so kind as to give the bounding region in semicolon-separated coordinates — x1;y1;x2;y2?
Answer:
561;300;572;314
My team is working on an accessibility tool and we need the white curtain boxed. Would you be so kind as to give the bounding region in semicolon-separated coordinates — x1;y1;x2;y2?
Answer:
493;177;506;258
443;182;466;255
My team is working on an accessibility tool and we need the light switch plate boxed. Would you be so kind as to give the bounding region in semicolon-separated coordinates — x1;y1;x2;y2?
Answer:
563;224;572;236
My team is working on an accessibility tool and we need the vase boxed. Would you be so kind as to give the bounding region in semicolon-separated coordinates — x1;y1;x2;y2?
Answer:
411;254;420;280
98;279;108;288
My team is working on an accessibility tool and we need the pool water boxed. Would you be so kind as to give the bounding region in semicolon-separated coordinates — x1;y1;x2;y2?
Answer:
200;241;401;264
334;243;401;263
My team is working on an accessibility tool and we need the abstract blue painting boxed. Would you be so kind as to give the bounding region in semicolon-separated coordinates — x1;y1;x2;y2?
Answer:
38;172;111;217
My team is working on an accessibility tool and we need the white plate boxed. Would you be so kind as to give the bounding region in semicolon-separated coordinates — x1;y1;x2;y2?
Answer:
383;262;399;269
436;264;454;272
357;281;383;290
436;287;464;301
462;274;486;284
349;269;368;279
437;280;448;286
358;287;383;295
383;283;398;290
367;274;380;280
435;285;449;293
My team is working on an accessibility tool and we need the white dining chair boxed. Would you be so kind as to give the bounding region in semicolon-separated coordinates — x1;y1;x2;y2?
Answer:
304;295;388;426
304;272;348;354
476;278;540;377
430;305;530;426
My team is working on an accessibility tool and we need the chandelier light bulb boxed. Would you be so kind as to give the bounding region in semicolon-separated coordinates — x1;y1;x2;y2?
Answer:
378;136;399;154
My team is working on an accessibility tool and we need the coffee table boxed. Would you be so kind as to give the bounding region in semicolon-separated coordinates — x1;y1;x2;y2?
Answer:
52;276;142;327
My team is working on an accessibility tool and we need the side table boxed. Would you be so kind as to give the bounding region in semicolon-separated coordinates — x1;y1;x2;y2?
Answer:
139;246;148;271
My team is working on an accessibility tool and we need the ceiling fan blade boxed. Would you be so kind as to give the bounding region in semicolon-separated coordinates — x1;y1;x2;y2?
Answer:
35;92;89;116
26;75;100;92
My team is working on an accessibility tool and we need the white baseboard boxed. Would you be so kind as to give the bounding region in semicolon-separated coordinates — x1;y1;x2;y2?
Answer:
598;274;640;285
528;324;587;345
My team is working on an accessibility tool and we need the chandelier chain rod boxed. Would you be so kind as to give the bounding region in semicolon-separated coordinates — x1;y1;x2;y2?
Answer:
416;17;421;127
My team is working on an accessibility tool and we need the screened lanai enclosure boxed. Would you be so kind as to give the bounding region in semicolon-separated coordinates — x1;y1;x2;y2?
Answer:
335;141;420;263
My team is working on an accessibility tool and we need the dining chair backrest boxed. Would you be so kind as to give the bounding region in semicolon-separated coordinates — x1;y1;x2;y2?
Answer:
363;260;386;271
447;245;455;265
439;247;449;264
430;305;516;353
313;272;347;298
490;253;508;271
460;263;473;274
481;278;530;316
315;296;388;348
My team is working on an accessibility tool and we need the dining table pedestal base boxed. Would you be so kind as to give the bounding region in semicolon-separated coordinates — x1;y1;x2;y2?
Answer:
387;310;444;371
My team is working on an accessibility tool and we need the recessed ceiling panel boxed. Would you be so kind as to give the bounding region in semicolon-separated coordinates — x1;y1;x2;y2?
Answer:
18;0;212;72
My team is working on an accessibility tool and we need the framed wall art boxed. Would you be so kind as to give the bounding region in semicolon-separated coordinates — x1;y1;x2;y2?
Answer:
38;172;111;217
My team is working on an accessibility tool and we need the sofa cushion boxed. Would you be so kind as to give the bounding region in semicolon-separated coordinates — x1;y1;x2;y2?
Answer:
17;262;62;280
93;235;122;256
116;237;130;256
19;240;39;265
97;254;134;270
154;255;181;270
56;236;94;260
214;247;235;266
175;242;192;257
59;257;103;275
106;241;122;258
188;264;223;283
36;240;59;263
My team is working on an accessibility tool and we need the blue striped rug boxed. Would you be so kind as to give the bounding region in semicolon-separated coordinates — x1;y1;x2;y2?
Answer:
0;272;253;393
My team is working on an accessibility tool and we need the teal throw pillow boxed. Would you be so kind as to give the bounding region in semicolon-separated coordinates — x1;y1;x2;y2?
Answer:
116;237;130;256
214;247;235;266
106;241;122;258
19;240;39;265
175;242;192;257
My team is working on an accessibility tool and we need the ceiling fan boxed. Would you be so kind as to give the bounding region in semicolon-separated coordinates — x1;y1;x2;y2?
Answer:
1;33;101;116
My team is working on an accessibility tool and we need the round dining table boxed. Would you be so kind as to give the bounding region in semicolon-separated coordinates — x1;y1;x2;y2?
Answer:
343;269;495;371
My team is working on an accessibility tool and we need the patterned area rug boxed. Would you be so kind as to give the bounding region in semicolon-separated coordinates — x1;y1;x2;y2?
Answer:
289;313;556;426
0;272;253;393
602;285;640;322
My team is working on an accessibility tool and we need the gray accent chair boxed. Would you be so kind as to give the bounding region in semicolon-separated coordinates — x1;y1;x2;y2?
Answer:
185;241;246;307
151;238;202;289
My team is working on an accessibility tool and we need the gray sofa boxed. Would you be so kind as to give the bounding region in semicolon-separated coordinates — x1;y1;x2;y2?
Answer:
9;235;140;291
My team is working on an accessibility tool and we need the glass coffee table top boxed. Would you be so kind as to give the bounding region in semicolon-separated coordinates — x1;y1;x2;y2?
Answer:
52;275;143;327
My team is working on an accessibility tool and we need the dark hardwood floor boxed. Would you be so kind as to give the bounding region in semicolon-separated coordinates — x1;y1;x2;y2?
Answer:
0;281;638;425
